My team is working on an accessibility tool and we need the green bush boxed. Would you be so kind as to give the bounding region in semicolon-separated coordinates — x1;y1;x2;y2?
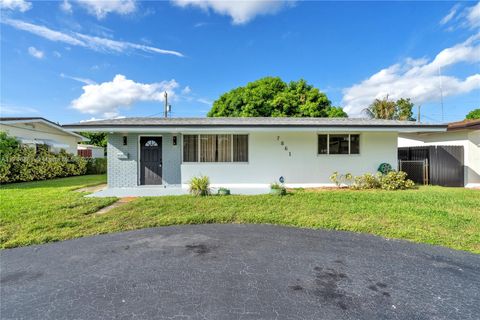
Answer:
352;173;382;190
329;171;353;187
379;171;415;190
189;176;211;196
86;158;107;174
0;133;87;184
270;182;287;196
350;171;414;190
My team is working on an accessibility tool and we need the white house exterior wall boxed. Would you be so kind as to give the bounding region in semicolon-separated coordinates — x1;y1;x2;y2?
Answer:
0;122;80;154
181;131;398;187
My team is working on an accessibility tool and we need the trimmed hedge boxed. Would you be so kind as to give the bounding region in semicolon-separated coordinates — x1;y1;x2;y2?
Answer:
0;135;87;184
86;158;107;174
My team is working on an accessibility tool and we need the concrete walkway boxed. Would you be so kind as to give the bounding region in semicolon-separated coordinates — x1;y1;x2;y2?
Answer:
86;186;270;197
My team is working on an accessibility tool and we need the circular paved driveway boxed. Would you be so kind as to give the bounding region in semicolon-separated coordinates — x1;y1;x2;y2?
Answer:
1;224;479;320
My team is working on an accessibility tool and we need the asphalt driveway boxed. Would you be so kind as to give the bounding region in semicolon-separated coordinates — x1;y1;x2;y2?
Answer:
1;224;479;320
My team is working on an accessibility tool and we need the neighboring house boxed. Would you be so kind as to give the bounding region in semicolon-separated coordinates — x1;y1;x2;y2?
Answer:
77;144;105;158
0;117;87;154
399;119;480;188
64;117;445;191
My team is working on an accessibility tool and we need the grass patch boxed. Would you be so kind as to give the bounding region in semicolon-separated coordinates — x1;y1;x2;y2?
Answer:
0;175;116;248
1;177;479;253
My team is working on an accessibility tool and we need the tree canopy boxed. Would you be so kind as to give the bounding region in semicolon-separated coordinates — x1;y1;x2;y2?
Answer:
207;77;347;118
79;132;107;148
366;96;415;121
465;109;480;120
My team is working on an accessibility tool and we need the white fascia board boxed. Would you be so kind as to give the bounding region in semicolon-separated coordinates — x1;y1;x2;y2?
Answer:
64;126;447;134
3;119;88;140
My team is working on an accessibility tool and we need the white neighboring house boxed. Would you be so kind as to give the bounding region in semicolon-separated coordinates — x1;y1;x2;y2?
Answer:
398;119;480;188
64;117;446;194
77;144;105;159
0;117;87;154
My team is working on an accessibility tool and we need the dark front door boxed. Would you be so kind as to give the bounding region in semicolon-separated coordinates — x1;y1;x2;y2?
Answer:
140;137;162;185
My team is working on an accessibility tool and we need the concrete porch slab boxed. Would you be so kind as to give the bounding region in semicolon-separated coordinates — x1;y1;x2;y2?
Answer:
85;186;270;197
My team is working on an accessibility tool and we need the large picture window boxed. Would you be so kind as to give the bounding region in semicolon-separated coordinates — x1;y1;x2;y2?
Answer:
318;134;360;155
183;134;248;163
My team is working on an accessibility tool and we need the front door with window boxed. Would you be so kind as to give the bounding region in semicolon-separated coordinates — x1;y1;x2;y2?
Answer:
140;137;162;185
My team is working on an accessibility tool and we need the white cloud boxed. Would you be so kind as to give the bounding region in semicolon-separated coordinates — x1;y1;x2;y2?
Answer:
76;0;136;19
197;98;212;105
28;46;44;59
60;73;96;85
53;50;62;58
182;86;192;94
71;74;180;117
440;2;480;29
1;18;184;57
60;0;72;13
171;0;293;25
466;1;480;29
342;33;480;116
440;4;459;25
0;0;31;12
0;104;38;115
80;115;125;122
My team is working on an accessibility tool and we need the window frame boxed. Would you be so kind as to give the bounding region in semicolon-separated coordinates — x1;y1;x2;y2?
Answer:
317;133;360;155
182;134;249;164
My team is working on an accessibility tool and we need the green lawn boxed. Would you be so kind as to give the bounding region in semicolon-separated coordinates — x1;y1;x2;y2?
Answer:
1;175;479;253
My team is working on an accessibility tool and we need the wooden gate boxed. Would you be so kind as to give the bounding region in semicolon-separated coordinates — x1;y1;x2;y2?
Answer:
398;146;464;187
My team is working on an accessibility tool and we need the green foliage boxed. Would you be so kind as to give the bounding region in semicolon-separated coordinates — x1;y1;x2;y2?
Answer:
465;109;480;120
79;132;107;148
329;172;353;187
86;158;107;174
350;171;414;190
270;182;287;195
0;133;87;183
217;187;231;196
380;171;415;190
352;173;382;190
368;96;415;121
189;176;211;196
208;77;347;118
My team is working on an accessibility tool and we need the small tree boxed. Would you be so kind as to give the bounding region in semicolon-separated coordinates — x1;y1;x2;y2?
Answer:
367;96;415;121
466;109;480;120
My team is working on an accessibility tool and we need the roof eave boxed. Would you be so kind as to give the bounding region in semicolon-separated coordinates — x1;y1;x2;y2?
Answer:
63;125;447;133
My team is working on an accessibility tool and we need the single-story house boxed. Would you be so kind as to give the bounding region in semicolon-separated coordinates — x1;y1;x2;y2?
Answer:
64;117;445;195
399;119;480;188
0;117;87;154
77;144;106;159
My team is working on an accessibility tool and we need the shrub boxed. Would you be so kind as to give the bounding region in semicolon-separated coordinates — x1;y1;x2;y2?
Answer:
189;176;211;196
351;171;414;190
86;158;107;174
217;187;231;196
329;172;353;187
270;182;287;196
352;173;382;190
0;133;87;183
380;171;415;190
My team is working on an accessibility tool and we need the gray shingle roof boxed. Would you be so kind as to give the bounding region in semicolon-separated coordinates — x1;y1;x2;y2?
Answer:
63;117;445;128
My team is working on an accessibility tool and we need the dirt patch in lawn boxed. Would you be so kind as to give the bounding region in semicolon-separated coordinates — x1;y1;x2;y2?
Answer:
74;184;107;193
94;197;138;215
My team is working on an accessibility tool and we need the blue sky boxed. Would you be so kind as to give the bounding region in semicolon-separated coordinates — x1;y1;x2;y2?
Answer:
0;0;479;124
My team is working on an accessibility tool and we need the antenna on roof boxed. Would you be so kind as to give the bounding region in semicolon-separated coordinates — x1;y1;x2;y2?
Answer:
438;66;444;122
164;91;168;118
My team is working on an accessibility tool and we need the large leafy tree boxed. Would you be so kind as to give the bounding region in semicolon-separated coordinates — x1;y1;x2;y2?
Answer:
465;109;480;120
367;96;415;121
79;132;107;148
207;77;347;117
